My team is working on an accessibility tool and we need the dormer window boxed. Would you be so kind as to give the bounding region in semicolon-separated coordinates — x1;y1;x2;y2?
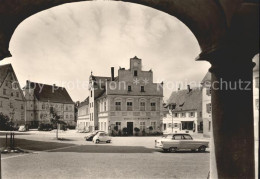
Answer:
134;70;138;77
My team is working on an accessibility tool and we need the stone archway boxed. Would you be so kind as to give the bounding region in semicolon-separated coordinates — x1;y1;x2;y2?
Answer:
0;0;259;178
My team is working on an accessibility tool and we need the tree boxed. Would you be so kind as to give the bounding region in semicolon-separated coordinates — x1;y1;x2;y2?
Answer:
50;107;66;139
0;113;14;131
134;127;140;136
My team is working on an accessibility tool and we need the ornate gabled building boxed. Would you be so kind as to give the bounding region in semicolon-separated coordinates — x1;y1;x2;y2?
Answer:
0;64;26;126
23;81;75;128
87;56;164;135
164;86;203;134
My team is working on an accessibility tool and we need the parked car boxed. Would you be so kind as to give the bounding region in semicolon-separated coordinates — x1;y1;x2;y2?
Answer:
155;133;209;152
93;132;111;144
84;130;104;141
18;125;27;132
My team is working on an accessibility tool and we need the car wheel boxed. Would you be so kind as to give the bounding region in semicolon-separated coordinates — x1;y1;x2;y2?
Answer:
163;149;169;152
198;146;206;152
106;140;111;143
191;149;196;152
95;139;100;144
169;147;177;153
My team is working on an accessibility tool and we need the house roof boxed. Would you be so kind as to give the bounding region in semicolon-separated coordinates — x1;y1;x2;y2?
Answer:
78;97;89;108
0;64;12;87
167;87;202;112
201;72;211;85
24;81;74;104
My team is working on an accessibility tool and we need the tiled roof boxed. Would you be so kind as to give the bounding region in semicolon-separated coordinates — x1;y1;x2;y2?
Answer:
78;97;89;108
24;81;74;104
0;64;12;87
167;88;202;112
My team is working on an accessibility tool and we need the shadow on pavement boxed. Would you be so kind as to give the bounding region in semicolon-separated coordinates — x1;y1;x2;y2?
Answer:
0;138;156;153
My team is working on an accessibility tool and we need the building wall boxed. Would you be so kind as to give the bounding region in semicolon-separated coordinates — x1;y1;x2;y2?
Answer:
253;67;259;147
77;104;90;131
202;83;212;137
95;57;163;135
24;88;75;127
163;110;200;134
0;69;26;126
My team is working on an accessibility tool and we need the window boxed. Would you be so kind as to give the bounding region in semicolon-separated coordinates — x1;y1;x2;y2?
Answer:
206;103;212;113
91;90;93;97
151;122;156;130
200;111;202;117
104;122;106;131
65;106;68;111
70;114;73;119
66;115;68;119
5;82;8;87
181;112;186;117
104;102;107;111
16;92;19;98
255;77;259;88
174;113;178;118
183;134;192;140
128;86;132;92
141;86;145;92
3;89;6;95
209;121;211;131
140;102;145;111
127;102;133;111
11;92;13;97
0;101;2;108
151;102;156;111
206;87;211;96
134;70;138;76
116;122;121;130
168;123;172;128
115;102;121;111
190;112;195;117
173;135;182;140
10;102;13;108
21;104;24;110
140;122;145;131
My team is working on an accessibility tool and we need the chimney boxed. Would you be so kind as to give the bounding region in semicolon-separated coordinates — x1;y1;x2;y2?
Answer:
111;67;115;81
187;85;192;92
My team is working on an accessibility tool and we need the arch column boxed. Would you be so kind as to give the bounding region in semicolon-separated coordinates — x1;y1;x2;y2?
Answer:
205;50;255;178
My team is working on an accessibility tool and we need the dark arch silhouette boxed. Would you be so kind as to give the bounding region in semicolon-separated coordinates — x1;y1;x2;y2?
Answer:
0;0;259;178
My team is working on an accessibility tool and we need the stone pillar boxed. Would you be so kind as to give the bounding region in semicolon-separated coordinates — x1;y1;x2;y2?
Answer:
208;52;255;178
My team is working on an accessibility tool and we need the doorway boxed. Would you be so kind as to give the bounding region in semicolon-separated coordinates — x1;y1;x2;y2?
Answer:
127;122;133;136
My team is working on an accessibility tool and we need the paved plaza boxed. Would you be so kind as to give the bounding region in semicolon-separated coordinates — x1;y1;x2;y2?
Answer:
0;131;210;179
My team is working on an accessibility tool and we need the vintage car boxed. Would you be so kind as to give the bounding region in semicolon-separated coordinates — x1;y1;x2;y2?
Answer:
155;133;209;152
93;132;111;144
84;130;104;141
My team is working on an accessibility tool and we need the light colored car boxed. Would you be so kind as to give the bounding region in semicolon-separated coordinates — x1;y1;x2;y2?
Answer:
155;133;209;152
93;132;111;144
18;125;27;132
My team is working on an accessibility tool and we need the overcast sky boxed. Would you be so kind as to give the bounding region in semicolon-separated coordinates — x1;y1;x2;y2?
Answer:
1;1;211;102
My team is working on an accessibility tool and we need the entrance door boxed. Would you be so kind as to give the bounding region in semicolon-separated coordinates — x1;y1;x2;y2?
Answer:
127;122;133;136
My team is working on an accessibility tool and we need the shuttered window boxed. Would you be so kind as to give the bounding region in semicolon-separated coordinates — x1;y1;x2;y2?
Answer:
206;103;212;113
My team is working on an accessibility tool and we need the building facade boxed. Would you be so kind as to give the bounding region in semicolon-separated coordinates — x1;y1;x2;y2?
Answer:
76;97;90;132
87;56;164;135
201;72;212;137
24;81;75;128
163;87;203;134
0;64;26;126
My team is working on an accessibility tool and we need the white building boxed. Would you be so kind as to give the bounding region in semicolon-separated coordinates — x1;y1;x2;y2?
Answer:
163;86;203;134
76;97;90;132
201;72;212;137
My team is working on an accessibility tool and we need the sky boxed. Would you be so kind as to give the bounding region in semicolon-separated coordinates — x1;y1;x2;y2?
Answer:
0;1;211;102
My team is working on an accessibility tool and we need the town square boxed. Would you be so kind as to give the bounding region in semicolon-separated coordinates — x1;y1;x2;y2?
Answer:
0;1;259;178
